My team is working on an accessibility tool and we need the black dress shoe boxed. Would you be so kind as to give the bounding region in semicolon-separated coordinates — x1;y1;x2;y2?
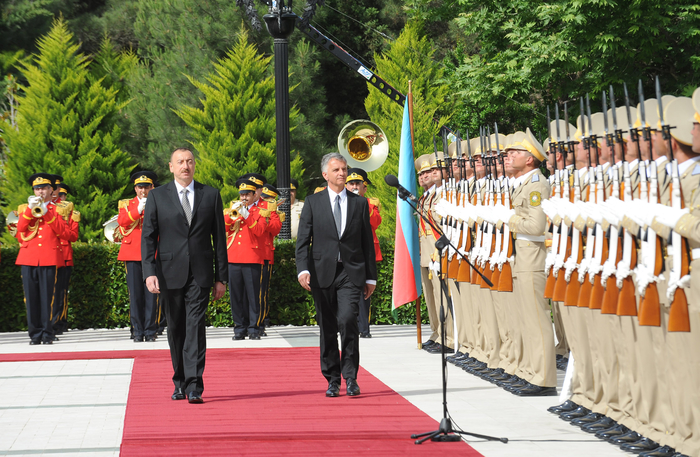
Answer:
513;385;557;397
41;339;53;345
610;430;643;444
55;329;63;335
51;336;59;341
134;336;144;342
446;352;464;363
595;424;630;440
29;339;41;345
249;334;261;340
639;446;676;457
261;330;268;336
359;332;372;338
325;381;340;397
421;340;436;350
346;378;361;396
581;417;616;433
145;335;156;342
548;400;578;414
571;412;605;426
620;438;660;453
171;388;186;400
560;406;591;421
187;391;203;403
232;335;245;340
504;380;529;392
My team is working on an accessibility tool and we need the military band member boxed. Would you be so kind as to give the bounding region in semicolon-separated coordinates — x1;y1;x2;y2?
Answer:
226;177;268;340
15;173;72;344
259;183;283;336
290;179;304;239
345;167;382;338
52;181;79;335
118;171;159;342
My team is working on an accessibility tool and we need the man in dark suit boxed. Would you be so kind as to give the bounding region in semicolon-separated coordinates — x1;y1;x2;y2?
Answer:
142;148;228;404
296;153;377;397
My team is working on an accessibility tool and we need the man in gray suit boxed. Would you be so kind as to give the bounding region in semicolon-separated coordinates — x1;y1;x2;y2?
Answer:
142;148;228;404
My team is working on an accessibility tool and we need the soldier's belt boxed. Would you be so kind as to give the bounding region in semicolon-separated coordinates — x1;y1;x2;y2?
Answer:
515;234;545;243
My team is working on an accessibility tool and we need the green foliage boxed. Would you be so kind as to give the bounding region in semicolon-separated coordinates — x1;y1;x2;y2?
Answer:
1;19;135;243
444;0;700;137
0;238;428;332
176;29;303;204
365;21;451;239
123;0;250;178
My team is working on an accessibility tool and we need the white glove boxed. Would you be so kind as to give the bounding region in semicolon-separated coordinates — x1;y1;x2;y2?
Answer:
434;200;450;218
239;205;250;219
540;199;557;220
138;198;147;213
28;196;42;209
653;205;689;229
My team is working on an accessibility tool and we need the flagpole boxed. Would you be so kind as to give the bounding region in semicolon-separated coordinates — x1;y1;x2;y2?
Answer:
407;80;422;349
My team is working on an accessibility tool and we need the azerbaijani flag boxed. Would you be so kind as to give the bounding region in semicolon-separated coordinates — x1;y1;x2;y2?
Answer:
391;100;422;308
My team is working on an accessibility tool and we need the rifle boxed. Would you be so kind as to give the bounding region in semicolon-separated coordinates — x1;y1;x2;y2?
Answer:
614;84;639;317
657;77;690;332
544;105;561;299
552;103;572;301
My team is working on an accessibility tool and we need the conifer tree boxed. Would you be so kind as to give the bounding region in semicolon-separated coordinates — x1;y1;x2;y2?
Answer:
364;22;450;239
176;29;303;205
1;18;135;243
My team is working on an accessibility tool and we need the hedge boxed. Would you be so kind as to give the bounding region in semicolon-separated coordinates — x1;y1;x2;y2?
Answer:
0;239;429;332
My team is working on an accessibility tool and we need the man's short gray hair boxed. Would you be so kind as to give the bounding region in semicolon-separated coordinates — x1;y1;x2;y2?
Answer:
321;152;347;173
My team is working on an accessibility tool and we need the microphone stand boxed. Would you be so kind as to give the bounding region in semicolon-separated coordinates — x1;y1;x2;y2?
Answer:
396;187;507;445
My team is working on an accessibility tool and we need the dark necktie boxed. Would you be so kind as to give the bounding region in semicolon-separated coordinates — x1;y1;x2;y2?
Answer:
334;194;342;237
181;189;192;225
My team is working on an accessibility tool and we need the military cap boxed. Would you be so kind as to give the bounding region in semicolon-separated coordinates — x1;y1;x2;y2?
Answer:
314;186;326;194
58;183;71;195
346;167;371;185
550;120;577;144
236;177;257;193
51;174;64;190
415;154;434;173
130;171;157;187
242;173;266;188
290;179;299;190
664;96;695;146
262;184;279;200
28;173;54;189
469;138;484;156
692;87;700;123
488;133;507;153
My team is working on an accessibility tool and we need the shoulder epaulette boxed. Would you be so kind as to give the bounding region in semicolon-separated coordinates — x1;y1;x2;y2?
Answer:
118;199;130;210
368;197;381;209
18;203;28;214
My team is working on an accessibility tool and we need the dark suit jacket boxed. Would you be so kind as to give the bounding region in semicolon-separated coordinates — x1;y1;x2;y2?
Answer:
142;180;228;289
295;188;377;289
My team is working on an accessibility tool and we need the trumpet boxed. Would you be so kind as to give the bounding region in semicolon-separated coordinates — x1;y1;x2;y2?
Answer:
5;210;19;237
28;196;45;217
230;201;244;219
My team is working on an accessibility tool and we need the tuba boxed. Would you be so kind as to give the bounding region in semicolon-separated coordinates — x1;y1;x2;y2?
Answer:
338;120;389;172
5;210;19;237
103;215;121;243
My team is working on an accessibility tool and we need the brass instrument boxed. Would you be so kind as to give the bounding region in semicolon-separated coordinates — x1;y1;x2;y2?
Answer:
103;215;121;243
228;201;244;219
338;119;389;172
5;210;19;237
29;196;44;217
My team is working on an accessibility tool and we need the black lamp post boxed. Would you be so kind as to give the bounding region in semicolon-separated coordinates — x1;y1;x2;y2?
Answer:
263;3;296;240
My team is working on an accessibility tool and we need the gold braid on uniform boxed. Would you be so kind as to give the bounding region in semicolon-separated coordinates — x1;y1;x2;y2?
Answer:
226;220;242;249
55;201;74;220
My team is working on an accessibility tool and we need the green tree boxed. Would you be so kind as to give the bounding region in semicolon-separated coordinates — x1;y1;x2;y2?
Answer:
365;21;450;239
1;18;135;243
123;0;254;178
176;29;303;205
443;0;700;136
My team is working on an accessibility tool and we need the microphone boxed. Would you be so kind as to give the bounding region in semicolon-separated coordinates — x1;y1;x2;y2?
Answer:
384;174;419;202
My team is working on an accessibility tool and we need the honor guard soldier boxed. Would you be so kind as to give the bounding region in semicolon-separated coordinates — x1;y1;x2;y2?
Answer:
52;180;80;335
346;167;382;338
503;129;556;396
15;173;72;344
225;177;268;340
290;179;305;239
118;171;159;342
259;183;283;336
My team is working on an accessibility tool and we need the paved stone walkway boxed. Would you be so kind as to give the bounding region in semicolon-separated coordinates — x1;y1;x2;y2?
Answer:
0;325;626;456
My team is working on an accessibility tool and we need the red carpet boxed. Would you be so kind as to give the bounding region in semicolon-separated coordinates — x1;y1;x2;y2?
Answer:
2;348;483;456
